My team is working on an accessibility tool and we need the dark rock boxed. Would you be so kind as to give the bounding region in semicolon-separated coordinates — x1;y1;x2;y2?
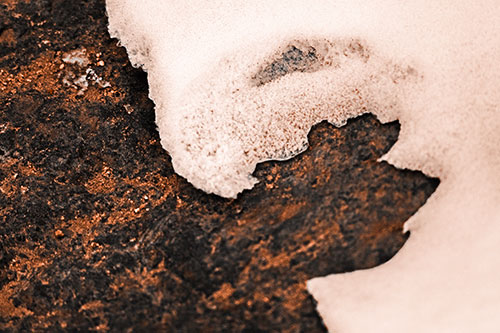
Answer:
0;1;439;332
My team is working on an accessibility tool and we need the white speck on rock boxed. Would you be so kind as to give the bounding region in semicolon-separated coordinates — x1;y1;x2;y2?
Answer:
62;48;89;67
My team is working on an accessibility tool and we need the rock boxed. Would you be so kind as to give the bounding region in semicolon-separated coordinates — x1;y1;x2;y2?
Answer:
0;1;438;331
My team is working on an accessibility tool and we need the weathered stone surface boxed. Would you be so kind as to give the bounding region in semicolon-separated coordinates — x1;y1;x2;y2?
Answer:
0;1;438;331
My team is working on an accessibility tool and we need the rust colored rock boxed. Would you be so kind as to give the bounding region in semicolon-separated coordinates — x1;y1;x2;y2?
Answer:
0;1;438;331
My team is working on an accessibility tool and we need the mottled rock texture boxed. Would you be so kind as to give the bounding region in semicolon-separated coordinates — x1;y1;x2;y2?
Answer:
0;1;439;331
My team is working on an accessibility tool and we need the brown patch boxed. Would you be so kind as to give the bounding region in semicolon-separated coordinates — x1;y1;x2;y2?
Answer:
1;0;20;10
0;28;16;47
0;282;33;319
279;202;306;221
211;282;236;305
85;165;116;194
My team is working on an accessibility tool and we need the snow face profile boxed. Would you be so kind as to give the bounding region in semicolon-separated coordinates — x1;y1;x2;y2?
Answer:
106;0;500;332
161;37;419;198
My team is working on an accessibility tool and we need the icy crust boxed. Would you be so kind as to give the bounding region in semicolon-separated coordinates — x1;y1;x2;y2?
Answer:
106;1;151;70
165;38;421;198
107;14;422;197
105;0;426;198
106;0;500;332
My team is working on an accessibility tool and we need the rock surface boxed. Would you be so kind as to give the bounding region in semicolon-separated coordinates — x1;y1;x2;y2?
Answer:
0;1;438;331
